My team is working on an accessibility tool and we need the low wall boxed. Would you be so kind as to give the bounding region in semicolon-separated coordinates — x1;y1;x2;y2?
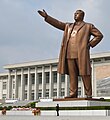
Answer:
40;110;110;116
1;110;110;116
0;111;32;116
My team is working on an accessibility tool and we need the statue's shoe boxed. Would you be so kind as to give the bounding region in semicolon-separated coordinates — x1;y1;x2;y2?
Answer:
65;95;77;99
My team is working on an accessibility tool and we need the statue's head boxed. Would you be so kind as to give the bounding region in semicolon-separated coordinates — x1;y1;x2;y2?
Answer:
74;10;85;21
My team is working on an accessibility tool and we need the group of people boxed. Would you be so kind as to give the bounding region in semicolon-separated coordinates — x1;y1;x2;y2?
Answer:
1;108;6;115
1;107;41;116
32;108;41;116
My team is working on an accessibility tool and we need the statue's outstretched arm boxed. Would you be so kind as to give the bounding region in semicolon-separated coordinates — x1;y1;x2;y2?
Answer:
38;9;65;31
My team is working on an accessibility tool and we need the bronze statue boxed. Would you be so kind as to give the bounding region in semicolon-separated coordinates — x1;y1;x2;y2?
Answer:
38;9;103;98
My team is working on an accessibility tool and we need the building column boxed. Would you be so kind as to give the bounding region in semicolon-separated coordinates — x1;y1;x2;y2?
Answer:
21;68;24;100
91;60;97;97
49;64;53;98
27;68;31;100
7;70;12;99
65;75;69;97
15;69;18;99
34;67;39;100
57;73;61;98
42;66;46;98
0;79;3;99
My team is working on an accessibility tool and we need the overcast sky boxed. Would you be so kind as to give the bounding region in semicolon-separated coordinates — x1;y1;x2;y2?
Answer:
0;0;109;72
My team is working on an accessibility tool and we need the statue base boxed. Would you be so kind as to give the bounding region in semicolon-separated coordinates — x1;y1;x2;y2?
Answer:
53;97;102;101
36;97;110;107
36;98;110;116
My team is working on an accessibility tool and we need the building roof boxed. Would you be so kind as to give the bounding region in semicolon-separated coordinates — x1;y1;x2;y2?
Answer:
3;52;110;69
4;58;59;69
90;51;110;59
0;73;8;76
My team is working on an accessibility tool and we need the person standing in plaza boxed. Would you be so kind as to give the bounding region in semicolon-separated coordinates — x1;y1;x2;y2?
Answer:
56;104;59;116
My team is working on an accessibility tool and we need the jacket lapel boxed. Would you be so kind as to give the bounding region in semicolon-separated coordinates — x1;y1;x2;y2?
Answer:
68;23;75;40
75;21;85;32
67;22;85;42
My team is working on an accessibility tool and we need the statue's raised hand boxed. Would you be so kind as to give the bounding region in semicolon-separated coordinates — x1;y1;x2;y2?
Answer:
38;9;47;18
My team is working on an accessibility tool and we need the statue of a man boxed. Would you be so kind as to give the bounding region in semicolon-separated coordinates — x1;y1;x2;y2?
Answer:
38;9;103;98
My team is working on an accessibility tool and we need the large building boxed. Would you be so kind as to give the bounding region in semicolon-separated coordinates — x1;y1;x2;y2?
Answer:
0;52;110;101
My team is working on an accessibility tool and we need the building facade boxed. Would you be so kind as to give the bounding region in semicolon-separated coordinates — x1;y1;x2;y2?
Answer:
0;52;110;100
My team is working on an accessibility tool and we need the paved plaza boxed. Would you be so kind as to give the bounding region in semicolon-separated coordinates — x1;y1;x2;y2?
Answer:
0;116;110;120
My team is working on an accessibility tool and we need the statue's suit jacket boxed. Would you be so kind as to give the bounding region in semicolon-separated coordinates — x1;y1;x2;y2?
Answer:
45;15;103;75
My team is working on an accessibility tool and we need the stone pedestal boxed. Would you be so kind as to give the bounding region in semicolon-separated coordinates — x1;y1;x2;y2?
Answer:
36;98;110;116
36;98;110;107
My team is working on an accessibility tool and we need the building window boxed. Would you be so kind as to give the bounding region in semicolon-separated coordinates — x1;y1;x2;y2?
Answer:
24;90;27;100
17;75;21;81
45;65;49;69
38;93;42;98
13;94;15;99
3;82;7;89
94;59;101;62
0;76;8;80
53;88;57;97
31;90;34;100
16;69;21;72
105;57;110;61
38;73;42;84
61;88;65;96
13;81;15;89
38;89;42;98
78;76;81;82
11;75;15;80
31;73;35;84
97;89;109;97
61;75;65;82
30;67;35;71
78;87;81;96
52;64;57;68
100;90;107;93
45;89;49;97
24;74;28;85
53;71;57;83
45;72;49;83
23;68;28;72
2;94;6;99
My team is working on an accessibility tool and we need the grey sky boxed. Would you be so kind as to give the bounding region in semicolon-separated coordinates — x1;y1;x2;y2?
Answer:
0;0;109;72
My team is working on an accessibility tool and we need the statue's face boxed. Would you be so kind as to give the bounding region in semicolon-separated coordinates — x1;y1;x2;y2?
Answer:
74;10;84;21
